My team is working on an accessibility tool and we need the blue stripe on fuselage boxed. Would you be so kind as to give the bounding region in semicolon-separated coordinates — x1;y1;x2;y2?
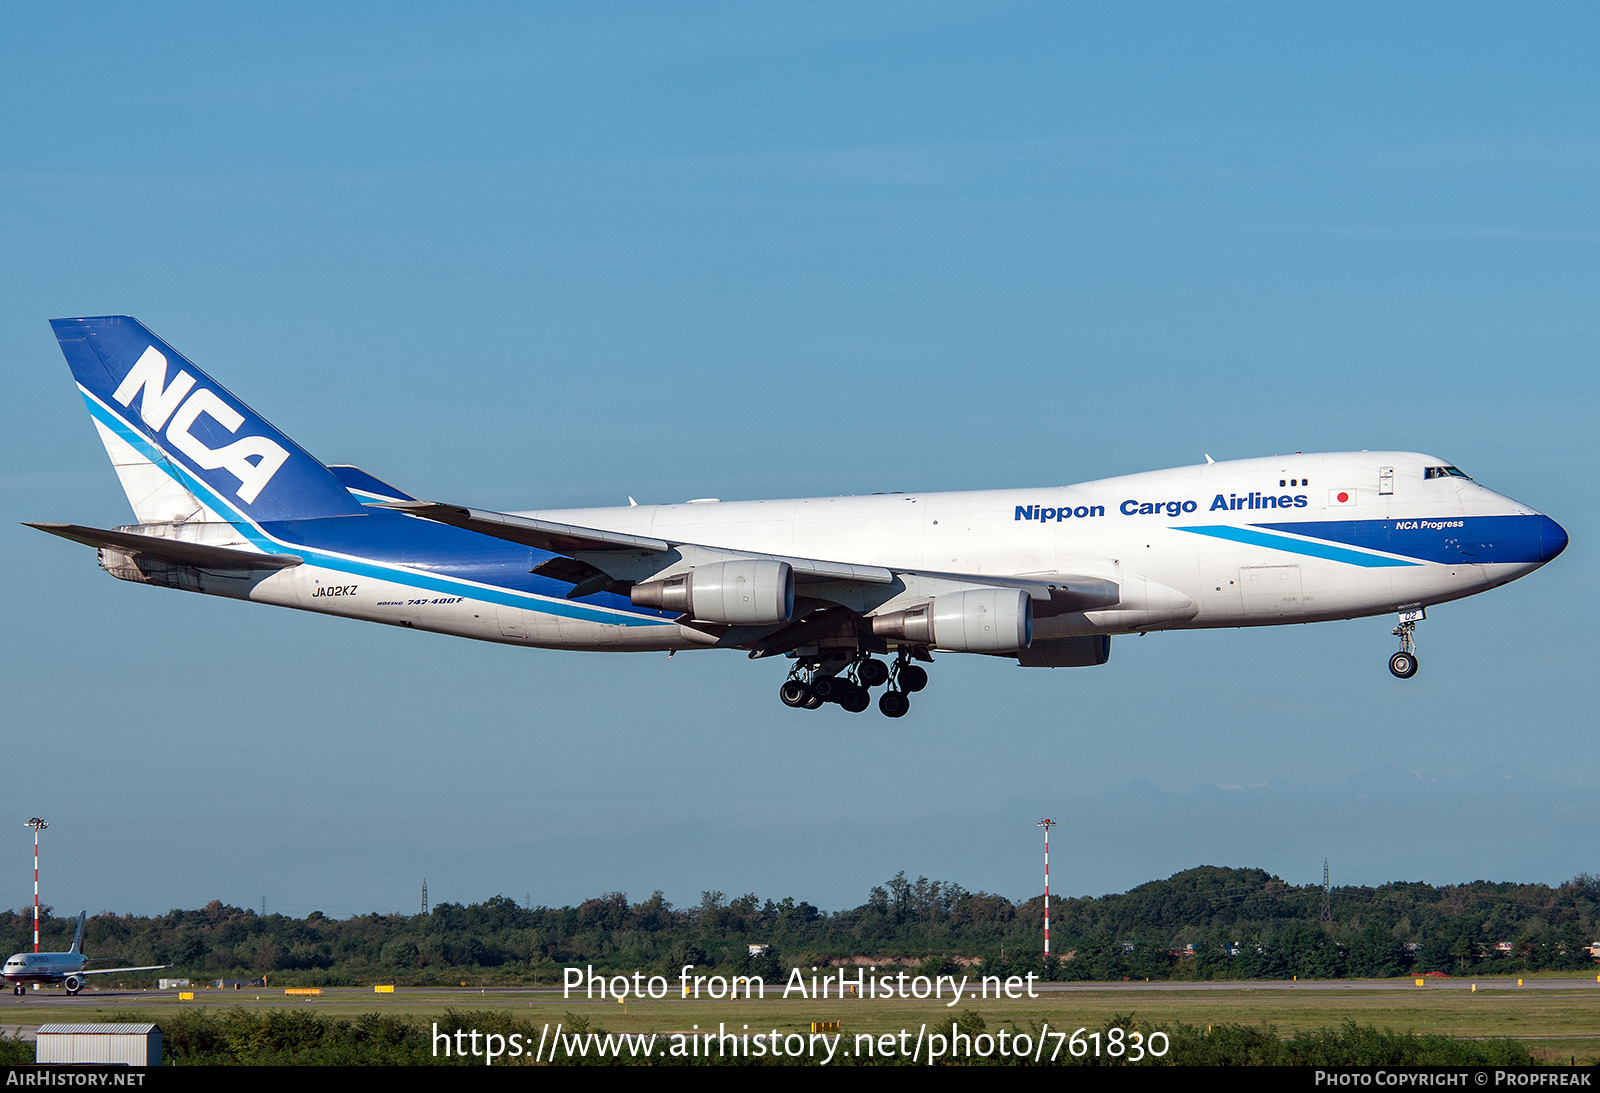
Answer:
263;510;663;619
1251;516;1556;566
1174;525;1419;567
79;388;672;627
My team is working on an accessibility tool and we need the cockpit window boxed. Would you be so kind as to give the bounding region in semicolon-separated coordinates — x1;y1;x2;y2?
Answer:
1424;466;1471;480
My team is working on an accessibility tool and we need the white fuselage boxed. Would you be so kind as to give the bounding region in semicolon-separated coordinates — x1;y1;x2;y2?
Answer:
2;950;86;988
219;450;1560;655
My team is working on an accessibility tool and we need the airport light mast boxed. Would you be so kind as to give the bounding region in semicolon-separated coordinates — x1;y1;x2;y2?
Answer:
1038;818;1056;957
25;818;47;953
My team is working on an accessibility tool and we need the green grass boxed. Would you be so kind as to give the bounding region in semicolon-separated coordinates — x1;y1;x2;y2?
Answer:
9;978;1596;1065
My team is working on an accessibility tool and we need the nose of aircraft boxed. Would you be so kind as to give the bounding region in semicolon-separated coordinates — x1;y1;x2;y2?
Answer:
1538;514;1568;563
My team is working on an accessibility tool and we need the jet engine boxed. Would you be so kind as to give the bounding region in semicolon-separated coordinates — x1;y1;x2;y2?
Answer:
871;588;1033;652
630;559;795;625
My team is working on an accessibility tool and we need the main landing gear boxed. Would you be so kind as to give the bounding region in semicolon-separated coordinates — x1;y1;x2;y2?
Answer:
1389;609;1422;679
778;679;824;710
778;650;930;717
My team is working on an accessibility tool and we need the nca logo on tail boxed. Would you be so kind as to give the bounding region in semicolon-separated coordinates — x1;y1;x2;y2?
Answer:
112;345;289;503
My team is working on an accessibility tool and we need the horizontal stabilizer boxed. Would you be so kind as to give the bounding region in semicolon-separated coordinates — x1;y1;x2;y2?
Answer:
25;522;303;570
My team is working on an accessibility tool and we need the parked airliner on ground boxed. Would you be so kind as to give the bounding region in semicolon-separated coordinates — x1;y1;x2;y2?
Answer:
32;317;1566;717
3;913;167;995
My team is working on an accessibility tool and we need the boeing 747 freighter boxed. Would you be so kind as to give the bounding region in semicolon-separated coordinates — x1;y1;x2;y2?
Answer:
31;317;1567;717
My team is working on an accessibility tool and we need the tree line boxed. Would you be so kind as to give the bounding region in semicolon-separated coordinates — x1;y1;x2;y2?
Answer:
5;866;1596;985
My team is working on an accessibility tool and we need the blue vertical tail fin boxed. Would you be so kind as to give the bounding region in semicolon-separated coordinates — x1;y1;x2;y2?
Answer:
68;912;86;956
51;316;366;524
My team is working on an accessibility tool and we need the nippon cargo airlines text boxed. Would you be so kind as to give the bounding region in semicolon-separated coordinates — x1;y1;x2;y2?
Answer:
1014;493;1311;522
32;316;1568;719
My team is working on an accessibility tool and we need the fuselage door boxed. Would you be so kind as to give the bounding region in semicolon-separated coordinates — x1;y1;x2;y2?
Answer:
1240;565;1304;618
495;605;527;640
1379;466;1395;495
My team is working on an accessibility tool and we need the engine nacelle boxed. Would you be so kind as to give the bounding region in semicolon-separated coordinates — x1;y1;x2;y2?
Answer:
630;559;795;626
1017;635;1111;667
63;975;82;994
871;588;1033;652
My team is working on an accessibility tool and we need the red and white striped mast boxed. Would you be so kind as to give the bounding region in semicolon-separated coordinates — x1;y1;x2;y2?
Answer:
25;818;47;953
1038;817;1056;957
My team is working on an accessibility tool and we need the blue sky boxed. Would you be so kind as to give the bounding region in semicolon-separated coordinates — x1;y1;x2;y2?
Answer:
2;3;1596;919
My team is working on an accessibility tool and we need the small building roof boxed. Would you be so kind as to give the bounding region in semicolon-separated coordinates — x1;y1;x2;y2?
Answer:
36;1023;160;1035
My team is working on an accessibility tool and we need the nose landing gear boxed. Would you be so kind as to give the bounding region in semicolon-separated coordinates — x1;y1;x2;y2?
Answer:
1389;609;1422;679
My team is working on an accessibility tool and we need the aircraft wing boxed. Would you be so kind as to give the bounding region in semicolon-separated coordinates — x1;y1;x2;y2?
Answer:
84;964;169;976
25;523;303;570
382;501;1120;614
380;501;898;584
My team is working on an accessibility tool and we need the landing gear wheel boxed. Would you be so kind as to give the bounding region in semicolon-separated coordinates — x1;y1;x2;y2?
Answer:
780;680;814;708
858;658;890;688
1390;613;1421;679
899;664;928;693
879;691;910;718
812;675;841;702
803;693;823;710
840;685;871;714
